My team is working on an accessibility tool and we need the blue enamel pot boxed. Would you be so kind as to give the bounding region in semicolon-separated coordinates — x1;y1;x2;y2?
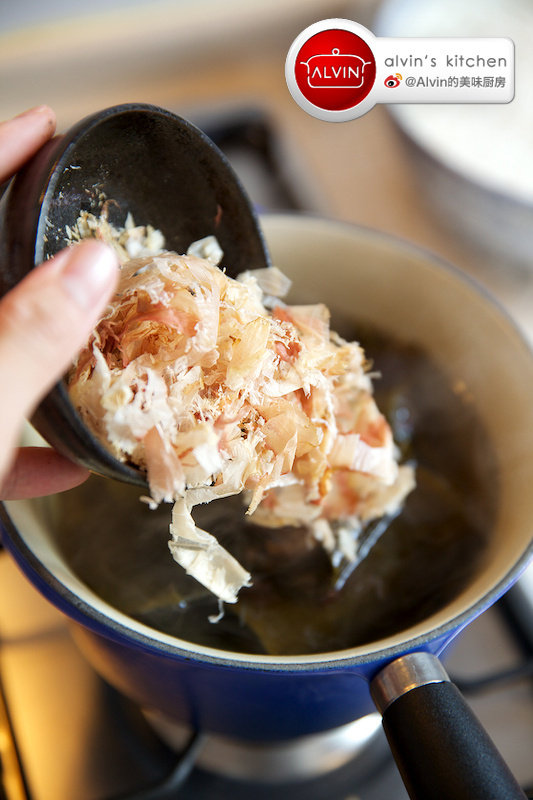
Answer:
2;215;533;799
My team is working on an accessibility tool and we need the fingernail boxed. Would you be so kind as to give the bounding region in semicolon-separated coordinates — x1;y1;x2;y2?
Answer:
15;104;54;119
60;242;118;310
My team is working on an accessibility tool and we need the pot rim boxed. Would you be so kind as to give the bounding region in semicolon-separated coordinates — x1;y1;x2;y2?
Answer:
3;213;533;672
2;498;531;673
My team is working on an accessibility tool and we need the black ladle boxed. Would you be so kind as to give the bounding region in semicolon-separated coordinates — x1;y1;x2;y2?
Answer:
0;103;271;487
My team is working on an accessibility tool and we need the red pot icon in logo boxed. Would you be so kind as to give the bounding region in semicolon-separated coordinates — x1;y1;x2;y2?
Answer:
300;48;372;90
293;28;376;112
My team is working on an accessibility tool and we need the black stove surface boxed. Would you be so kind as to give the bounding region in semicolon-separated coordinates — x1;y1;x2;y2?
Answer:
81;684;398;800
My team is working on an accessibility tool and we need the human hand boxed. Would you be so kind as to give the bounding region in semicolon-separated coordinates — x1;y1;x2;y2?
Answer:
0;106;119;500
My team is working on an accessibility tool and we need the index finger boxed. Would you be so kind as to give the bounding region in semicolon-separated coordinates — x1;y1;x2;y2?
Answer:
0;105;56;184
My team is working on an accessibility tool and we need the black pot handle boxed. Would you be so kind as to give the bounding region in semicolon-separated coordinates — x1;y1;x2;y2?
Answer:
371;652;527;800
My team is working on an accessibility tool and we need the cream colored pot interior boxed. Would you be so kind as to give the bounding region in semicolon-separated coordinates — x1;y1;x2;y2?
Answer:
6;214;533;665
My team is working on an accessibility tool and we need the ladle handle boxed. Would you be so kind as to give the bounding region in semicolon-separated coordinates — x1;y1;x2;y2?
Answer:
371;652;527;800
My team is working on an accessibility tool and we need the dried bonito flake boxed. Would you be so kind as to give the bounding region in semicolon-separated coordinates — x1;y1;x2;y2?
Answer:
68;238;414;603
67;209;166;262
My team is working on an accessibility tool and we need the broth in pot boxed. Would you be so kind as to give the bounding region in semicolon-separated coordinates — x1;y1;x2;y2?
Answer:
50;327;496;656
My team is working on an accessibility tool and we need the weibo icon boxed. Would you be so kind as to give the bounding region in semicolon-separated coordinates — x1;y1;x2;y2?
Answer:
384;73;402;88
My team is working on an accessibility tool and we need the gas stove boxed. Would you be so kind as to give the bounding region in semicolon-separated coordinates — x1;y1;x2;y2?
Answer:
1;550;533;800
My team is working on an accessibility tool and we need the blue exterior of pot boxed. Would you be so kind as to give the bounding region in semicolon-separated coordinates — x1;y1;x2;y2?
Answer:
0;511;523;742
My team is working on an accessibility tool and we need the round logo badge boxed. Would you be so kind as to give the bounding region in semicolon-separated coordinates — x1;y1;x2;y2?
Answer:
286;19;378;122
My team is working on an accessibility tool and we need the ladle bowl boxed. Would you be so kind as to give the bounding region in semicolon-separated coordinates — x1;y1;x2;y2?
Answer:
0;102;270;486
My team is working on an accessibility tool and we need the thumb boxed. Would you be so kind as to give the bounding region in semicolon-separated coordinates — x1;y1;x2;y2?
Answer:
0;240;118;453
